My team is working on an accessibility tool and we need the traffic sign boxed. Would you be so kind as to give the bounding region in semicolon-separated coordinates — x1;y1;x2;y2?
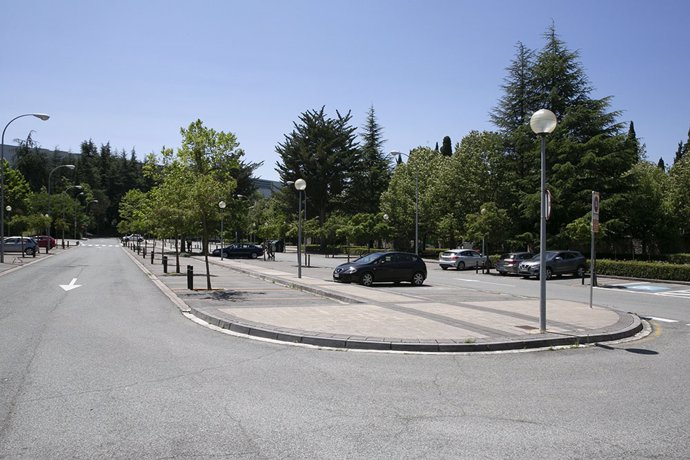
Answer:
592;191;600;232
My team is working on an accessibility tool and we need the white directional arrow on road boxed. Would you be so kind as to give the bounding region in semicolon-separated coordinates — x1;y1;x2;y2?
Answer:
59;278;82;291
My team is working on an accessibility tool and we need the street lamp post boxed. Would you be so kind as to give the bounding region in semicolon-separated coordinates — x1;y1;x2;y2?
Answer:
5;205;11;236
62;185;82;245
47;164;76;245
530;108;558;333
481;207;487;259
294;178;307;278
390;151;419;255
74;191;84;239
219;201;226;260
1;113;50;263
84;199;98;239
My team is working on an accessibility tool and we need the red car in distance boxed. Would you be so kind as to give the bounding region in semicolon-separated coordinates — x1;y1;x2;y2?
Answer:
33;235;57;249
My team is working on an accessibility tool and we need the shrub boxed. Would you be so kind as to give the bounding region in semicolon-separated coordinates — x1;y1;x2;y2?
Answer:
596;259;690;282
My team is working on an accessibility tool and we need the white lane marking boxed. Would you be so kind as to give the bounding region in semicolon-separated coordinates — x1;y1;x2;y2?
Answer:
645;316;678;323
59;278;82;291
455;278;515;287
656;289;690;298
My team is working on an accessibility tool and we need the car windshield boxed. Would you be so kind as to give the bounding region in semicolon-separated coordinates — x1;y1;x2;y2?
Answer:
354;253;383;264
529;252;558;261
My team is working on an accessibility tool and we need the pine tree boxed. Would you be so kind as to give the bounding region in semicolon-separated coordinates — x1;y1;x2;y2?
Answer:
348;105;390;214
658;158;666;171
490;42;536;132
674;141;684;164
275;106;360;233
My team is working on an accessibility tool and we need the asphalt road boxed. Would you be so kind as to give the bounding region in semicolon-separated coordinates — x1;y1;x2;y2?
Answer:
1;239;688;458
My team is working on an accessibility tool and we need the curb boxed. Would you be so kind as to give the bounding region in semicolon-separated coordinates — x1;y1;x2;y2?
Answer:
188;304;644;353
130;251;646;353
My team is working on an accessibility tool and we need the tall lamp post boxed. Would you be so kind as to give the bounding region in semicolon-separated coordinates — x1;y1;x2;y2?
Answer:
530;108;558;333
61;185;82;245
5;205;11;236
74;191;84;239
390;151;419;255
1;113;50;263
294;178;306;278
48;164;76;244
219;201;226;260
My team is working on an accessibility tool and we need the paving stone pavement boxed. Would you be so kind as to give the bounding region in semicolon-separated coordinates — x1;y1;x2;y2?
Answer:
120;243;643;352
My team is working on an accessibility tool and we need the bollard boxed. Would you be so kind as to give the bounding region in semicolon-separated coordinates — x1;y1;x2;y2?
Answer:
67;241;70;248
62;241;65;249
163;255;168;273
143;247;147;258
151;250;154;264
187;265;194;290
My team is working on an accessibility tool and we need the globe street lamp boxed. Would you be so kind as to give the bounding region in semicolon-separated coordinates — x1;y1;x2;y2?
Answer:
1;113;50;263
530;108;558;332
390;151;419;255
294;178;307;278
219;200;226;260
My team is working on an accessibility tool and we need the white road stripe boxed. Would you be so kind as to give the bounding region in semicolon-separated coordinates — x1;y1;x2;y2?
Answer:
645;316;679;323
455;278;515;287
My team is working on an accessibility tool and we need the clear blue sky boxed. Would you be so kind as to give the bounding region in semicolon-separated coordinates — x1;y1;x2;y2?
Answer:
3;0;688;181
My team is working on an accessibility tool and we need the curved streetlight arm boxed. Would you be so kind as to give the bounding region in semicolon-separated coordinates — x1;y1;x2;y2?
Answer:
1;113;50;263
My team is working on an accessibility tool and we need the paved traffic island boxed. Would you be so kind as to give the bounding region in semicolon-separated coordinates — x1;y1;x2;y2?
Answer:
124;247;645;353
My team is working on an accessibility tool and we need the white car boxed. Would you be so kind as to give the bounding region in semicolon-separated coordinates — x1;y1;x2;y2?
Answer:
438;249;488;270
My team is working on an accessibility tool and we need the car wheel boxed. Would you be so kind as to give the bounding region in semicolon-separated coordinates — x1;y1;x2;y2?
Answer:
545;267;553;280
251;252;258;259
440;266;448;270
457;261;465;270
575;265;586;278
412;272;425;286
360;272;374;287
499;271;507;276
25;248;35;256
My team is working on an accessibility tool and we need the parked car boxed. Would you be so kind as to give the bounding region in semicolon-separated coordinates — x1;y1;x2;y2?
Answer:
33;235;56;249
2;236;38;256
121;234;144;243
518;250;587;279
333;251;427;287
438;249;488;270
495;252;534;275
212;243;264;259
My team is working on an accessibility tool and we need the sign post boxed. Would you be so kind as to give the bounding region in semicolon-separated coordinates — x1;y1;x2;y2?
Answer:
590;191;600;307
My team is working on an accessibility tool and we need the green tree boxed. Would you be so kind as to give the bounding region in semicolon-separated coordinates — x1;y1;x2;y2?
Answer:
275;107;360;248
490;41;536;132
440;136;452;157
171;120;242;289
348;106;390;214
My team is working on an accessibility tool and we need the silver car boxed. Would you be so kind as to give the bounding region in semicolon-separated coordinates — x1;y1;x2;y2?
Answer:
2;236;38;256
518;250;587;279
438;249;488;270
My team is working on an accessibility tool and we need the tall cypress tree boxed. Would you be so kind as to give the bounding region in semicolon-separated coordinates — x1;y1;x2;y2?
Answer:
440;136;453;156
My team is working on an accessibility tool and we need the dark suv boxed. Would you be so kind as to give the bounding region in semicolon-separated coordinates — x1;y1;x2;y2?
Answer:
518;250;587;279
333;252;427;286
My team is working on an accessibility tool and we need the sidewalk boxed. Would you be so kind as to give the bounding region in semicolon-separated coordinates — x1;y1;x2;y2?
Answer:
125;245;644;352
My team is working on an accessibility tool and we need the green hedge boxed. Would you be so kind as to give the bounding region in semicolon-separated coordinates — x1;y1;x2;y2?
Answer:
596;259;690;282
